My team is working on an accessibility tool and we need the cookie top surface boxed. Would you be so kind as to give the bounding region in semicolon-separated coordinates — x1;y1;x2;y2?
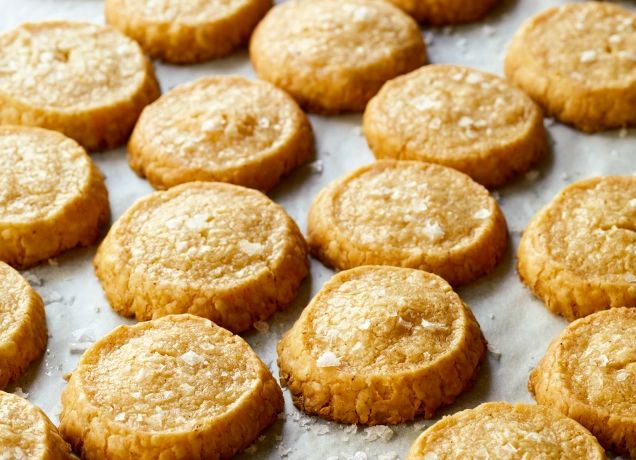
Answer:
131;76;307;176
113;0;254;21
0;21;149;110
364;65;542;159
104;181;298;288
0;126;93;224
251;0;420;70
513;3;636;88
546;308;636;418
0;262;34;345
407;402;605;459
295;266;473;375
320;161;498;254
74;314;266;431
526;176;636;281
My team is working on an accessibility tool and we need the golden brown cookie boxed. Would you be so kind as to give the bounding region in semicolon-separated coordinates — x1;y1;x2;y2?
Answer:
0;21;160;150
386;0;498;24
504;2;636;132
406;402;606;459
307;160;508;286
0;391;73;459
364;65;547;188
517;176;636;320
0;262;47;390
128;76;314;191
94;181;308;332
60;314;283;459
105;0;271;63
0;126;110;269
249;0;427;113
529;308;636;458
277;266;485;425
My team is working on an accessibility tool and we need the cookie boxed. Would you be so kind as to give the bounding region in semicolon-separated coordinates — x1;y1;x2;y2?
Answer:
105;0;271;63
249;0;426;113
504;2;636;132
60;314;283;459
307;160;507;286
406;402;606;459
0;126;110;269
363;65;547;188
278;266;485;425
529;308;636;458
517;176;636;320
0;391;73;459
0;21;160;150
0;262;47;389
94;181;308;332
386;0;498;25
129;76;314;191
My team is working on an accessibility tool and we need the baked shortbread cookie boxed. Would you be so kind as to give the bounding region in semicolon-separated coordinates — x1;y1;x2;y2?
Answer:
0;21;160;150
94;181;308;332
0;391;73;459
0;262;47;389
364;65;547;188
0;126;110;268
60;314;283;459
529;308;636;458
386;0;498;25
406;402;606;459
307;160;507;285
505;2;636;132
517;176;636;320
129;76;314;191
277;266;485;425
249;0;426;113
105;0;271;63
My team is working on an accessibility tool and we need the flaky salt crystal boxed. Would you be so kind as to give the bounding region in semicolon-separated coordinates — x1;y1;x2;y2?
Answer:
580;50;597;63
358;320;371;330
180;350;204;365
364;425;394;442
466;73;483;84
458;116;473;128
420;319;447;330
423;220;444;241
616;370;629;381
114;413;126;422
473;208;491;219
316;351;340;367
238;240;263;256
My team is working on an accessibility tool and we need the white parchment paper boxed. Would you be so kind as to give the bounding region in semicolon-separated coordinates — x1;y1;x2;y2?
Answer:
1;0;635;458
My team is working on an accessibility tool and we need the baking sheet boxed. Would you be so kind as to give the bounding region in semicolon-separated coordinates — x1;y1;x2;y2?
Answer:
2;0;635;458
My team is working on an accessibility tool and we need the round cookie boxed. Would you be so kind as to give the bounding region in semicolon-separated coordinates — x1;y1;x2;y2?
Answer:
128;76;314;191
529;308;636;458
94;181;308;332
307;160;508;286
277;266;485;425
0;262;47;389
0;126;110;269
105;0;271;63
60;314;283;459
249;0;427;113
504;2;636;132
0;391;73;459
517;176;636;320
386;0;498;25
0;21;160;150
363;65;547;188
406;402;606;459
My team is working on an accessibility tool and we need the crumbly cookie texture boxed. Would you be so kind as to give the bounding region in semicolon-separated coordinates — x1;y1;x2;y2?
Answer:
0;262;47;390
129;75;314;191
0;21;160;150
0;126;110;269
0;391;73;460
249;0;426;113
60;314;283;460
278;266;485;425
307;160;508;286
529;308;636;458
364;64;547;188
94;181;308;332
105;0;271;63
517;176;636;320
505;2;636;132
407;402;606;459
385;0;498;24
